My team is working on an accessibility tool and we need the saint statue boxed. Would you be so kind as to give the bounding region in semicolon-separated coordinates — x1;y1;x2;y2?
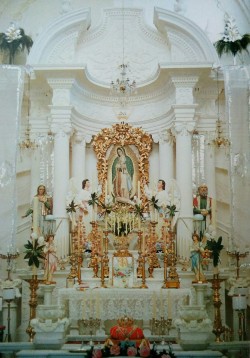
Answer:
43;234;57;284
190;233;206;282
22;184;52;236
193;183;212;235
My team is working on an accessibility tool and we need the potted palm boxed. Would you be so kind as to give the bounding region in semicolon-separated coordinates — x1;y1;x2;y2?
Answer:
214;14;250;65
205;236;224;275
24;235;45;275
0;23;33;64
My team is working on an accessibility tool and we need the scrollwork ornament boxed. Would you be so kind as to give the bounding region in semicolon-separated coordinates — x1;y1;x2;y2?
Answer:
92;123;153;205
172;122;195;137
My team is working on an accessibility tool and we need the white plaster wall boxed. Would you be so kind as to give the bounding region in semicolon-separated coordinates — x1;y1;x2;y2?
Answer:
0;0;249;47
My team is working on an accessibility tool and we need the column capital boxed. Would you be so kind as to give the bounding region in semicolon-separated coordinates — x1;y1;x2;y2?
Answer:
158;129;175;144
47;78;75;106
172;121;196;137
51;123;72;138
171;76;199;105
73;131;92;144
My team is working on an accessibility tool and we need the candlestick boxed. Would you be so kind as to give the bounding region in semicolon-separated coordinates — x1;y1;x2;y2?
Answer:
138;180;140;199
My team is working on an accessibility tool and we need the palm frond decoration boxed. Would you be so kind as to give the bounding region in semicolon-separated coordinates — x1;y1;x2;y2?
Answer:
205;236;223;267
134;203;145;220
66;200;78;213
148;195;160;211
24;238;45;268
88;192;99;207
166;204;178;218
0;23;33;64
214;14;250;61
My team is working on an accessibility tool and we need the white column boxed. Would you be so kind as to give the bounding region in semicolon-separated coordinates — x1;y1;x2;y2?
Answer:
158;129;174;182
48;79;74;258
30;148;41;201
51;122;71;258
204;137;216;227
71;132;87;189
172;106;197;259
171;75;199;259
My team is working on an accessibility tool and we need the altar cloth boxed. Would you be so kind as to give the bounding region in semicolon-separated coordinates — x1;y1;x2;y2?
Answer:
58;287;190;321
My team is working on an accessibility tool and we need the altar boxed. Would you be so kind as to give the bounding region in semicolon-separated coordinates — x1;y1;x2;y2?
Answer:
58;287;191;324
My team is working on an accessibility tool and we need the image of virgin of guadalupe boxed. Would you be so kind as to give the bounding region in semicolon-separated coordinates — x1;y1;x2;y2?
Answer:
112;147;134;201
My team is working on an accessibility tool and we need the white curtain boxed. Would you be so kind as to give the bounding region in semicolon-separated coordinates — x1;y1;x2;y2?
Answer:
224;65;250;250
0;66;24;253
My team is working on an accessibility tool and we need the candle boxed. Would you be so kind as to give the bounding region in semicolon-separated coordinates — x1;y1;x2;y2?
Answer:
96;291;100;319
89;290;93;317
105;180;108;200
160;289;163;316
138;181;140;199
152;292;156;318
168;291;172;319
105;215;108;230
82;295;86;319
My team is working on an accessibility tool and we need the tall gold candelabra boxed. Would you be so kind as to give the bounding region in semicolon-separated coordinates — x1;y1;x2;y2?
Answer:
25;274;41;342
140;254;148;289
0;249;20;280
163;230;180;289
226;249;249;278
137;230;143;278
147;221;160;277
208;273;225;342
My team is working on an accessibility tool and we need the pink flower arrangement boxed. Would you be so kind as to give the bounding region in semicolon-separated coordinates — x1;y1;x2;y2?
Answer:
127;346;137;356
139;346;151;357
110;345;121;356
92;349;102;358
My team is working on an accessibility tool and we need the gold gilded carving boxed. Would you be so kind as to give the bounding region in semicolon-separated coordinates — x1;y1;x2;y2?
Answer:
92;123;152;206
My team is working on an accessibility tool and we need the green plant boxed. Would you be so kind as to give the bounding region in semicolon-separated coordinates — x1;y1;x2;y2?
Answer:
0;23;33;64
214;14;250;63
24;238;45;268
205;236;223;267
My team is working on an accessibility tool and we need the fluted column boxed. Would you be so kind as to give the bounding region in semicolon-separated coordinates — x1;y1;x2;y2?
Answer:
171;75;199;259
71;132;86;189
172;107;197;259
158;129;175;182
205;137;216;227
71;132;92;189
48;79;74;258
30;148;41;201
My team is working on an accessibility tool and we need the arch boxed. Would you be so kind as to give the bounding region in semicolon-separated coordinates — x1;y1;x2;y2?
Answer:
154;7;218;63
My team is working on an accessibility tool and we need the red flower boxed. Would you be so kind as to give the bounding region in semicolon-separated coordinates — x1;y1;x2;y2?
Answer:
139;346;151;357
127;346;137;356
92;349;102;358
110;345;121;356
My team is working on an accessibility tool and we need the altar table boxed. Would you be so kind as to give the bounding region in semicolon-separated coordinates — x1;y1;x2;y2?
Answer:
58;287;191;322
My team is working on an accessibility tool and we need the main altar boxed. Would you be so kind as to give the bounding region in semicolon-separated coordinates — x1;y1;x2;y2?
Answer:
15;121;227;353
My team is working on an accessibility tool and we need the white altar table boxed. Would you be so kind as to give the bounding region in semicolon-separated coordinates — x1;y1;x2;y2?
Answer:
58;287;191;322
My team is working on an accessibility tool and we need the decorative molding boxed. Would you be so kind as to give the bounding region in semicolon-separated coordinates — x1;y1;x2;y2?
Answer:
172;121;196;136
154;7;218;63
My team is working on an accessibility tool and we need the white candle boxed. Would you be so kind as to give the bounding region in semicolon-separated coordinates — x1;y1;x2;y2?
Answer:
82;296;86;319
160;289;163;316
96;291;100;319
168;291;172;319
138;181;140;199
152;292;156;319
105;180;108;200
